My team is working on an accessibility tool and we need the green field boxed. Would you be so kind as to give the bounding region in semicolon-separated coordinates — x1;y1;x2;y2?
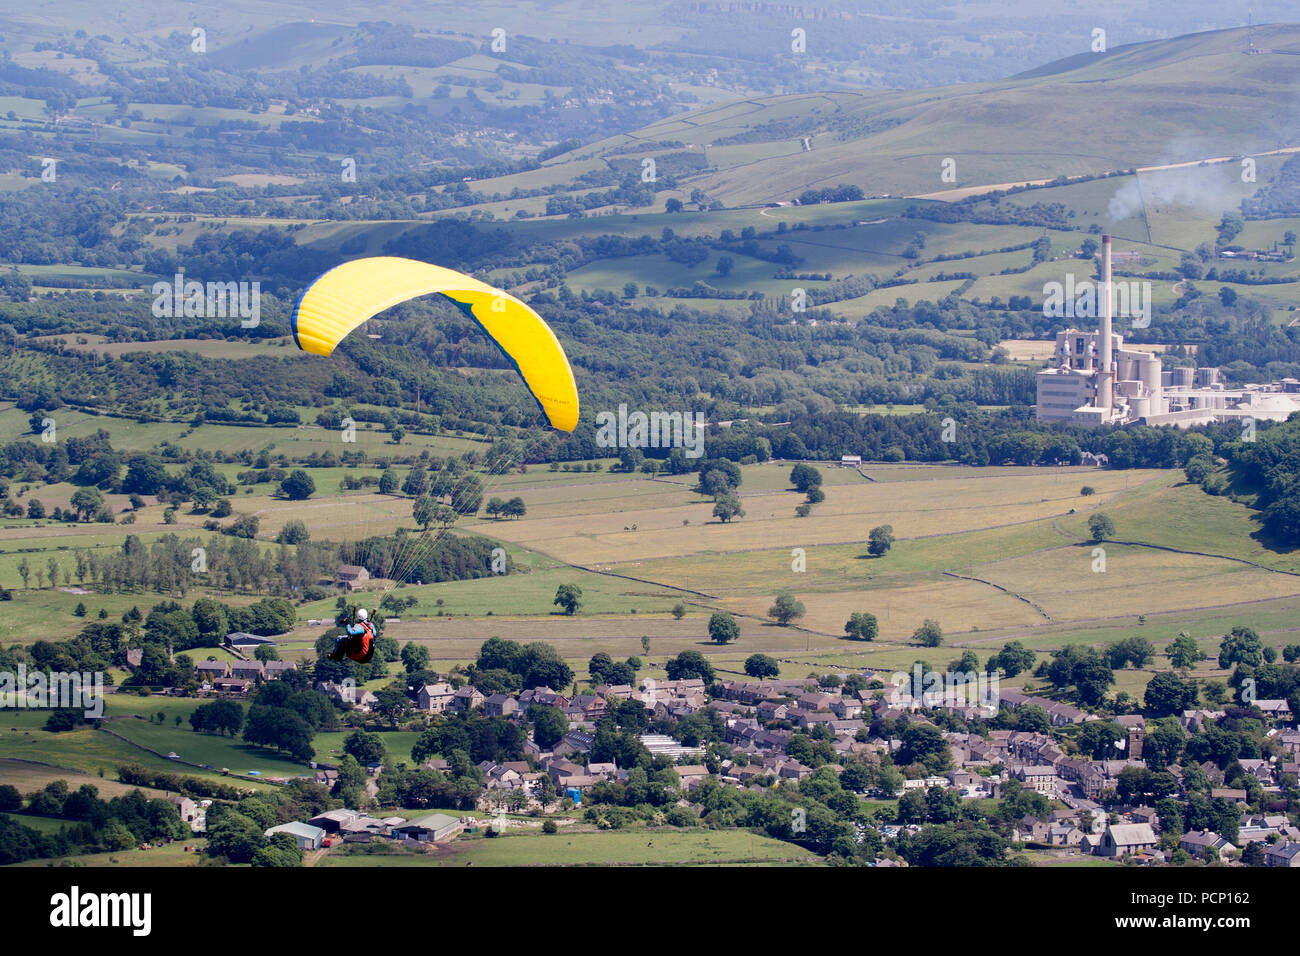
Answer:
7;456;1297;684
318;826;826;867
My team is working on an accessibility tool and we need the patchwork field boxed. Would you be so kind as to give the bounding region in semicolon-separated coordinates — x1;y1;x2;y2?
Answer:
6;454;1299;699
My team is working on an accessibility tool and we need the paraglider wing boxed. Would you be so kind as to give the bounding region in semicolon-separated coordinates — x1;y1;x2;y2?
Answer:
292;256;579;431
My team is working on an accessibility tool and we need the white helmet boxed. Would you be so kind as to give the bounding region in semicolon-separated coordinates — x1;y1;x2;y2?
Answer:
356;607;368;621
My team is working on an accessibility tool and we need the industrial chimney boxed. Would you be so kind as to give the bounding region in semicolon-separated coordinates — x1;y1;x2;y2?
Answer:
1097;234;1113;411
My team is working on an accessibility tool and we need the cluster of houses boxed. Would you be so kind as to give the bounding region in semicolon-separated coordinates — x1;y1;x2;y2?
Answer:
1009;808;1300;867
391;672;1300;865
196;657;297;695
186;646;1300;865
984;710;1300;865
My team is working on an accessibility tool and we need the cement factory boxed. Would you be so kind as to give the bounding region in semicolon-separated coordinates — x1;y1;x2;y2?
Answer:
1035;235;1300;428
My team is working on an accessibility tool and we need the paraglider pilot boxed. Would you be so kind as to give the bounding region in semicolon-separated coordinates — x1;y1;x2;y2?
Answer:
328;606;376;663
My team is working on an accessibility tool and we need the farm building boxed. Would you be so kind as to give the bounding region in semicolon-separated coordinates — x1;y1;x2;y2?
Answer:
165;794;199;831
226;632;276;652
309;809;360;833
266;822;325;851
337;564;370;590
392;814;462;843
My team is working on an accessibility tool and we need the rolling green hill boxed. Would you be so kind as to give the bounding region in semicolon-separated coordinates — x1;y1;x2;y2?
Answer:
531;24;1300;206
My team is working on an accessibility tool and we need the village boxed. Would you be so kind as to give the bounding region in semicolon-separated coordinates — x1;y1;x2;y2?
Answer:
179;638;1300;867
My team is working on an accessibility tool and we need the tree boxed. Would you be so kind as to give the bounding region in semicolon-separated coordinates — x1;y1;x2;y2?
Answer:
768;592;805;626
898;724;950;772
503;497;526;519
868;524;895;557
279;469;315;500
379;469;398;494
1077;720;1126;759
789;463;822;494
665;651;714;683
588;652;615;684
191;699;244;736
69;487;104;522
990;641;1035;678
254;643;280;663
0;785;21;812
402;466;428;498
401;642;430;674
412;495;439;530
1145;672;1197;718
1088;513;1115;542
744;653;780;678
227;513;259;538
1015;704;1051;733
529;705;568;750
450;475;483;515
192;598;227;645
1143;720;1185;770
242;707;314;761
914;619;943;647
1166;632;1205;669
374;687;411;728
1047;645;1114;706
1107;636;1155;669
1219;626;1263;669
844;611;878;641
695;468;734;499
123;455;168;495
671;602;686;620
275;520;310;545
712;494;744;523
708;611;739;645
252;832;303;867
343;729;386;765
206;811;265;863
485;497;506;519
553;584;583;615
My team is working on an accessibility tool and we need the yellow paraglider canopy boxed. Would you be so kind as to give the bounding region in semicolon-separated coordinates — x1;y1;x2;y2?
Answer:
292;256;579;432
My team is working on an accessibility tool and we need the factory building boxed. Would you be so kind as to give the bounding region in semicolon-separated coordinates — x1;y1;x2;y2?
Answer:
1035;235;1300;428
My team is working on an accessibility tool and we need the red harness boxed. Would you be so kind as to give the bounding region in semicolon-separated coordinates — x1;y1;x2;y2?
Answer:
348;620;375;663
